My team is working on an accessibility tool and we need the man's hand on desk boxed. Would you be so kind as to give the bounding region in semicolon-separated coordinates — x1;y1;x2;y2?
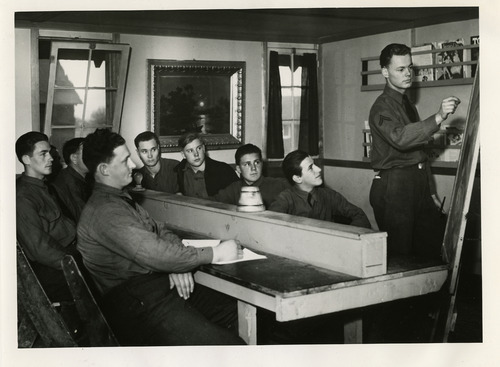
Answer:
212;240;244;264
169;272;194;300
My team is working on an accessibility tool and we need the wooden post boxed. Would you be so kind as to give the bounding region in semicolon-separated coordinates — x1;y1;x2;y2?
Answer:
237;301;257;345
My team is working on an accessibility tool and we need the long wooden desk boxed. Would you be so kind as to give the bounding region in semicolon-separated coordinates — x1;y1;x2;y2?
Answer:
132;190;448;344
193;251;447;344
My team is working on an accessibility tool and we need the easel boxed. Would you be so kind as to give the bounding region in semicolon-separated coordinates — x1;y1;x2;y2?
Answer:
435;68;480;341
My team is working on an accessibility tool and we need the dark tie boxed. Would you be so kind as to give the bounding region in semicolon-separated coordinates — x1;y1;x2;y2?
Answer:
403;94;418;122
307;193;314;207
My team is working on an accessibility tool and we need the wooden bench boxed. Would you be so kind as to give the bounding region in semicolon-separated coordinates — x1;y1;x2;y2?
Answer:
17;243;119;347
61;255;119;347
16;244;78;347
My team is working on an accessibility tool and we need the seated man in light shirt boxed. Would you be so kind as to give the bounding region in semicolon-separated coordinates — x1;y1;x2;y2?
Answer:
269;150;371;229
174;132;238;199
214;143;290;208
77;128;244;346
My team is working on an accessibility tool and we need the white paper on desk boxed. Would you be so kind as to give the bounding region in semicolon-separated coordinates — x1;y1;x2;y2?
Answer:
181;239;267;264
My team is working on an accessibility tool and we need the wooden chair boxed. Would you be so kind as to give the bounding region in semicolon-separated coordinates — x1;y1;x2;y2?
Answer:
16;244;78;347
61;255;119;346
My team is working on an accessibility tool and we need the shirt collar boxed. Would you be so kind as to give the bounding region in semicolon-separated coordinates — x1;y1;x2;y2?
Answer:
243;176;264;187
383;84;405;105
182;161;205;173
93;182;131;198
291;185;317;200
18;173;47;188
66;165;86;181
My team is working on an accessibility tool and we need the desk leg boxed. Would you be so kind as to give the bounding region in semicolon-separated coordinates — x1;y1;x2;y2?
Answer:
237;300;257;345
344;314;363;343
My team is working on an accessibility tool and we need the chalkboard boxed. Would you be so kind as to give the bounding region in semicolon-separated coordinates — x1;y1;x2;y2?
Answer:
442;67;480;293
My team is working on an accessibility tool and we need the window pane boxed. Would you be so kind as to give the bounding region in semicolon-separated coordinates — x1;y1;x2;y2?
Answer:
82;90;108;127
57;57;89;88
293;88;302;119
282;121;292;139
281;88;292;120
51;89;83;126
89;50;120;88
293;67;302;87
279;66;292;87
283;121;300;156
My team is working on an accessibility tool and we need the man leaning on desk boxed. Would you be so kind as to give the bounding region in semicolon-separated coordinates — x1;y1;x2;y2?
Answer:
77;128;245;346
368;43;460;259
269;150;371;229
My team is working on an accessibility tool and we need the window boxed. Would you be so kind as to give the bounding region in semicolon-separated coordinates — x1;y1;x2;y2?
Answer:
279;53;303;156
42;40;130;150
267;44;318;157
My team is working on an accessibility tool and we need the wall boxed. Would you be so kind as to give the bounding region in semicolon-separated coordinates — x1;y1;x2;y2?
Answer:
119;34;265;166
14;28;32;174
14;30;267;171
320;19;479;230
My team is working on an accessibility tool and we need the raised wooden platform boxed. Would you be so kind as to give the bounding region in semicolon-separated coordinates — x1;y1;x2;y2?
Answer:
132;190;387;278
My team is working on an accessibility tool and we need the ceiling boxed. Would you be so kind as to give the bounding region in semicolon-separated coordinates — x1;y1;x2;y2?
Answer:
15;8;478;44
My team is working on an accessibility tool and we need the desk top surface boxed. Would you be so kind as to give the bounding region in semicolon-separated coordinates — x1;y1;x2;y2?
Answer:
199;251;447;298
169;226;446;299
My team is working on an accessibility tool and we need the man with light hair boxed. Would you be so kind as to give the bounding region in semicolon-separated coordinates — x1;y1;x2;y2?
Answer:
174;132;238;198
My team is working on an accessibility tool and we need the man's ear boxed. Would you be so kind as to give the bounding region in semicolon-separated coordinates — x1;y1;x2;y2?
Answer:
97;162;108;176
180;151;186;160
235;165;242;175
381;67;389;79
69;152;78;166
21;154;31;166
292;174;302;184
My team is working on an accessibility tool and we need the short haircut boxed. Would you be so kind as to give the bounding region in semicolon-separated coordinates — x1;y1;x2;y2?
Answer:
83;128;126;177
178;132;204;149
235;144;262;165
134;131;160;149
379;43;412;68
15;131;49;163
62;137;85;165
282;150;309;185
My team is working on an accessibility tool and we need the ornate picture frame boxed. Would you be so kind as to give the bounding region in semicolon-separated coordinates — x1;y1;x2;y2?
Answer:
147;59;245;151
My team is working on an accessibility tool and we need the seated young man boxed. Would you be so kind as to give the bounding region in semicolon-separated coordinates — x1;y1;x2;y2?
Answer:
77;128;244;346
269;150;371;229
133;131;179;194
214;143;290;208
174;132;238;199
16;132;86;343
16;132;80;302
51;137;91;222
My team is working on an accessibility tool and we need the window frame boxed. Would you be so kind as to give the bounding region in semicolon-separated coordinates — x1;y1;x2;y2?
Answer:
266;43;318;158
44;41;130;140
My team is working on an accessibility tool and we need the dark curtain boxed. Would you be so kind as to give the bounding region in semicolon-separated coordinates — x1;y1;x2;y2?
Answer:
298;53;319;155
266;51;284;158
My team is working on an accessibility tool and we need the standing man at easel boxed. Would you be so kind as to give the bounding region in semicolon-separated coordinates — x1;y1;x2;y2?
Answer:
369;43;461;259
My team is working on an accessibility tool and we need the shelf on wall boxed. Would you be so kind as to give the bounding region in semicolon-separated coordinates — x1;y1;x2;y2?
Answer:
361;43;478;91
